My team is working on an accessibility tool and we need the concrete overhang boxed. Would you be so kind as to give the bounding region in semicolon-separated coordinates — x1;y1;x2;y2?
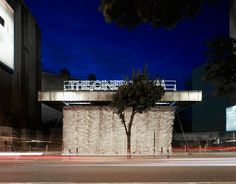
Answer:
38;90;202;112
38;90;202;102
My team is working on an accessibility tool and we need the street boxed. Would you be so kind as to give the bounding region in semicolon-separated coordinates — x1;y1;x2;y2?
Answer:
0;156;236;182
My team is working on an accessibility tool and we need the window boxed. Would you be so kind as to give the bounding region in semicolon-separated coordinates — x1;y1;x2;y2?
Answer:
0;16;4;27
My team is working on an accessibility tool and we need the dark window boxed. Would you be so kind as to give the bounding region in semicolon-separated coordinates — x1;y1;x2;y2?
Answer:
0;16;4;27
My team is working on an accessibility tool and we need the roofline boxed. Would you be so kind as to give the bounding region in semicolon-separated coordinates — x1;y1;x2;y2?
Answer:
38;90;202;102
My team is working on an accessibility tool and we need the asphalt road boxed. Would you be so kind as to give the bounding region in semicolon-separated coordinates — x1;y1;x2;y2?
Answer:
1;157;236;182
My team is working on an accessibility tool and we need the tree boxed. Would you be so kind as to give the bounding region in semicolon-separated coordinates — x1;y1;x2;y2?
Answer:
60;67;70;79
99;0;216;29
205;36;236;96
112;68;165;157
87;73;97;81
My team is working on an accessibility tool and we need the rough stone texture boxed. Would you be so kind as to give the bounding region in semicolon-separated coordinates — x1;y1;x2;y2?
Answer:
63;106;175;155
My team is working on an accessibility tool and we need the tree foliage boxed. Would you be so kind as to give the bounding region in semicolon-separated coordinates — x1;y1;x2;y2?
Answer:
112;68;165;157
99;0;216;29
205;36;236;96
87;73;97;81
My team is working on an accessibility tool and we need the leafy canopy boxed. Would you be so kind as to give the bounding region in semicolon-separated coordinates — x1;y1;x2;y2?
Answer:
205;36;236;96
112;70;165;119
99;0;216;29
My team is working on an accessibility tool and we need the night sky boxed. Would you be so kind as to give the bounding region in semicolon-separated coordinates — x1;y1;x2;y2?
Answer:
24;0;229;89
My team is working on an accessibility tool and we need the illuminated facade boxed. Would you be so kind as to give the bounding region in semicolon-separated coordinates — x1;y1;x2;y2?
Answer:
63;106;174;155
39;81;202;155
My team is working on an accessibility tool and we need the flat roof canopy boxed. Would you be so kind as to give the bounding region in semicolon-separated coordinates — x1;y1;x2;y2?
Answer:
38;90;202;102
38;90;202;112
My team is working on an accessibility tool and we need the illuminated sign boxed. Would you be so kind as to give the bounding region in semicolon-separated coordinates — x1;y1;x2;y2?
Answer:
226;105;236;131
0;0;14;70
64;80;177;91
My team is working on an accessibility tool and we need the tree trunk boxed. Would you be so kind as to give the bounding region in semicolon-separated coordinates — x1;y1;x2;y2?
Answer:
126;109;135;159
127;132;131;159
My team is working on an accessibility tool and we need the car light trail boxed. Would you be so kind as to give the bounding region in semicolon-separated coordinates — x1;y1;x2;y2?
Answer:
0;152;44;156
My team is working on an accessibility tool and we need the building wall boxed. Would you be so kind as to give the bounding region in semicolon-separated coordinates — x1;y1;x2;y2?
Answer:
63;106;175;155
191;1;236;132
41;71;70;91
230;0;236;39
192;65;231;132
41;71;71;123
0;0;41;140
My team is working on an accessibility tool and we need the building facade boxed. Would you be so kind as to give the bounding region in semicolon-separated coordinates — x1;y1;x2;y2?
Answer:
192;65;232;132
230;0;236;39
39;86;202;155
63;106;175;155
41;70;70;123
191;0;236;132
0;0;41;148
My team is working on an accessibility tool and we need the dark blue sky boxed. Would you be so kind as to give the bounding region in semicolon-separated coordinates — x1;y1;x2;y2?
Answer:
24;0;229;89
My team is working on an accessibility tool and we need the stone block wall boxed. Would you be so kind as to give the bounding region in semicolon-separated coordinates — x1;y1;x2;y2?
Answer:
63;106;175;155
